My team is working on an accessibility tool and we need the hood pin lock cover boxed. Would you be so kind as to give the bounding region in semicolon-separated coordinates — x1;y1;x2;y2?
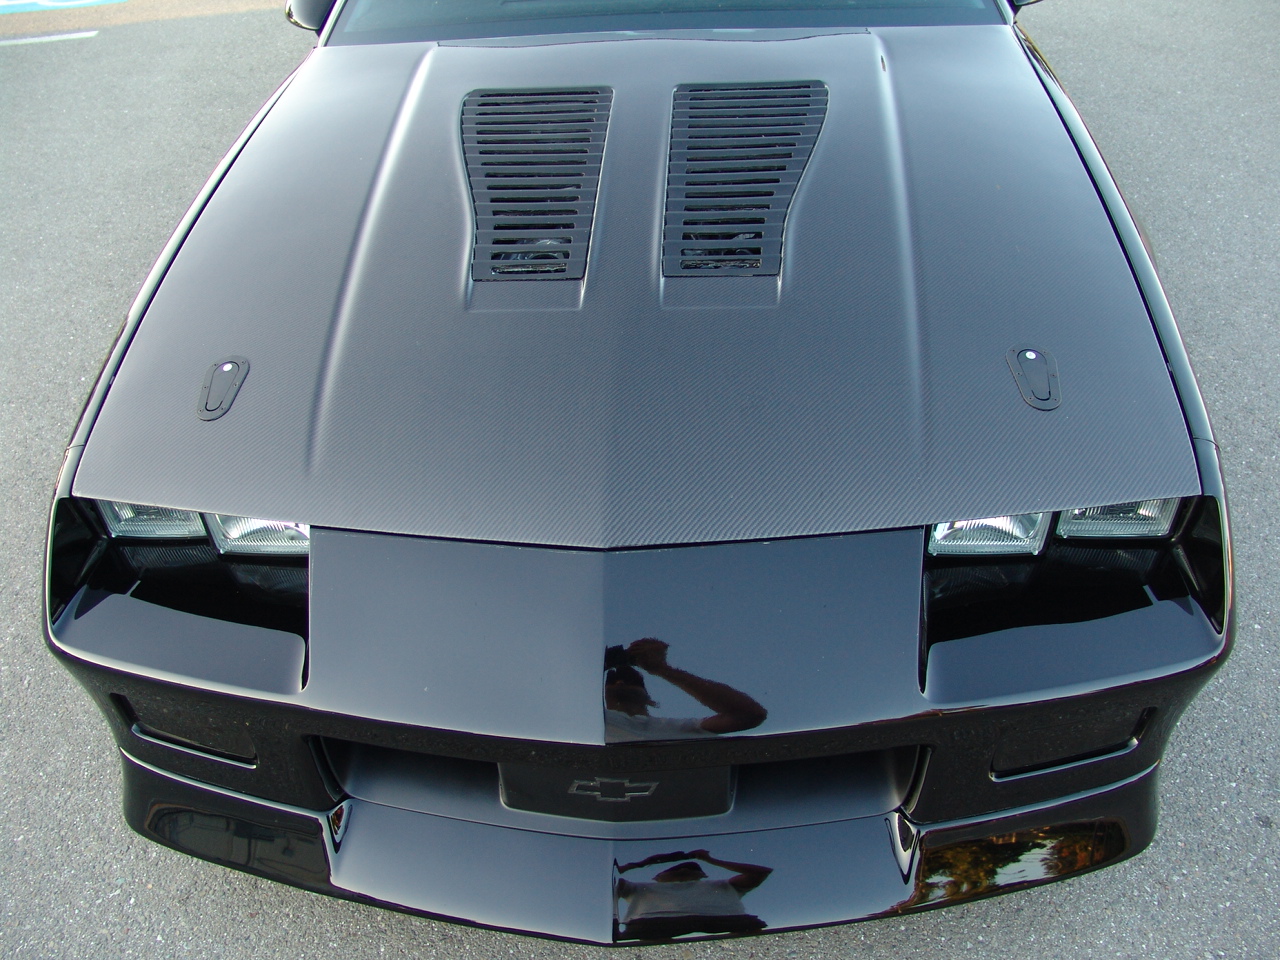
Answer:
1006;346;1060;410
198;356;249;421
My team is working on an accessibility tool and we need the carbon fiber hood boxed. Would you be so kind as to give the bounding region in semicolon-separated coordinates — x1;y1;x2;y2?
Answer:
73;26;1200;548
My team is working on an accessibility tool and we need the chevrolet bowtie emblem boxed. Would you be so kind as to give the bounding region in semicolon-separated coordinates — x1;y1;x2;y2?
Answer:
568;777;658;802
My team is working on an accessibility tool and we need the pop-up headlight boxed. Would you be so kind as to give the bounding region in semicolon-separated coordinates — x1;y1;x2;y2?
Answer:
1056;499;1181;539
97;501;205;539
205;514;310;556
928;513;1051;556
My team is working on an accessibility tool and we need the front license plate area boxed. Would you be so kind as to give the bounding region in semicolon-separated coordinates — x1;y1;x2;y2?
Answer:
499;763;732;822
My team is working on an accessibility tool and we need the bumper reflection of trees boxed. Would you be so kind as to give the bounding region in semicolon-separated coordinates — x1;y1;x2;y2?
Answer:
908;820;1127;906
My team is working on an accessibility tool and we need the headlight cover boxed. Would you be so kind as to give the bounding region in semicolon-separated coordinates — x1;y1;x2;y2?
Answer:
929;498;1185;555
928;513;1051;557
205;514;310;556
95;501;309;556
1056;499;1181;539
97;501;205;539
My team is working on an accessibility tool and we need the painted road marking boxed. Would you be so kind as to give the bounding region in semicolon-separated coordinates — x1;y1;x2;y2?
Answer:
0;27;96;42
0;0;280;37
0;1;124;14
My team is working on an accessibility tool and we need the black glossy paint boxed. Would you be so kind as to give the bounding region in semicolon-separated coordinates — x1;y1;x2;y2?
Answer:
55;588;306;695
43;4;1239;942
123;754;331;887
53;511;1226;737
303;527;925;741
923;528;1224;703
72;26;1198;548
47;490;1231;825
324;740;918;838
48;500;307;693
118;748;1159;943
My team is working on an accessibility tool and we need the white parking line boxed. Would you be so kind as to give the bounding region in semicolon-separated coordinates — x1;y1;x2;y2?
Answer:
0;28;96;43
0;0;124;11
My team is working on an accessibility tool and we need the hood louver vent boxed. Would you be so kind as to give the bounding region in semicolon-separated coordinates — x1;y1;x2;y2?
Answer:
664;81;827;277
462;88;612;281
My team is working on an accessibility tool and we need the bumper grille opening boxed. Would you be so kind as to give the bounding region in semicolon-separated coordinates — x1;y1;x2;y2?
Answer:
115;694;257;766
320;739;920;831
991;708;1154;780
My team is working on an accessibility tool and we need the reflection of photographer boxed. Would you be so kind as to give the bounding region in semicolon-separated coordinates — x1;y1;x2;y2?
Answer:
614;848;772;941
604;638;767;741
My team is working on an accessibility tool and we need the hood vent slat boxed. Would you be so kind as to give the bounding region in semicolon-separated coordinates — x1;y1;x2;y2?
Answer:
664;81;827;277
463;88;612;281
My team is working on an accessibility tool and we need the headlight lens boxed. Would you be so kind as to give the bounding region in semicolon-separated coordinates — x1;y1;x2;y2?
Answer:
95;501;309;556
205;514;310;556
97;501;205;539
928;513;1051;556
929;498;1185;555
1056;498;1181;539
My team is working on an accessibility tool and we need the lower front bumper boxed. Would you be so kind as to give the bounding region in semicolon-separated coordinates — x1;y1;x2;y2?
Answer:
122;749;1158;944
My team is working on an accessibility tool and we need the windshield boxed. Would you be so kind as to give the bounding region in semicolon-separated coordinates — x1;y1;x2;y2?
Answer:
329;0;1004;44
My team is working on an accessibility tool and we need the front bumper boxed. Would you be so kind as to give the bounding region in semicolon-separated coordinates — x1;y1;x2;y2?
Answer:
46;441;1233;942
53;626;1218;943
121;748;1157;944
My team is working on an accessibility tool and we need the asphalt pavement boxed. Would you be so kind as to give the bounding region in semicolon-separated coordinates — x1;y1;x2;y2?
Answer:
1;2;1277;957
0;0;277;39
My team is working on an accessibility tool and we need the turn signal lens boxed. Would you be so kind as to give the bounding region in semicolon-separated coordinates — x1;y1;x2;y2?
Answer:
205;514;310;556
97;501;206;539
928;513;1051;556
1056;499;1181;539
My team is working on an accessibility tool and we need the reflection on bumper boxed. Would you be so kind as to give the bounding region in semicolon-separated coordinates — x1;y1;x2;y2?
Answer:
122;750;1158;944
907;819;1127;909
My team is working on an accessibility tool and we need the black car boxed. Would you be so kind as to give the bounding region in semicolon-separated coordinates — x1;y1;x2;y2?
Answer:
44;0;1232;944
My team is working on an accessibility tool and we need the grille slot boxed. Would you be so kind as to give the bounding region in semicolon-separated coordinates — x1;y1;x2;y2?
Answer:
664;81;827;277
320;738;919;834
462;88;612;281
